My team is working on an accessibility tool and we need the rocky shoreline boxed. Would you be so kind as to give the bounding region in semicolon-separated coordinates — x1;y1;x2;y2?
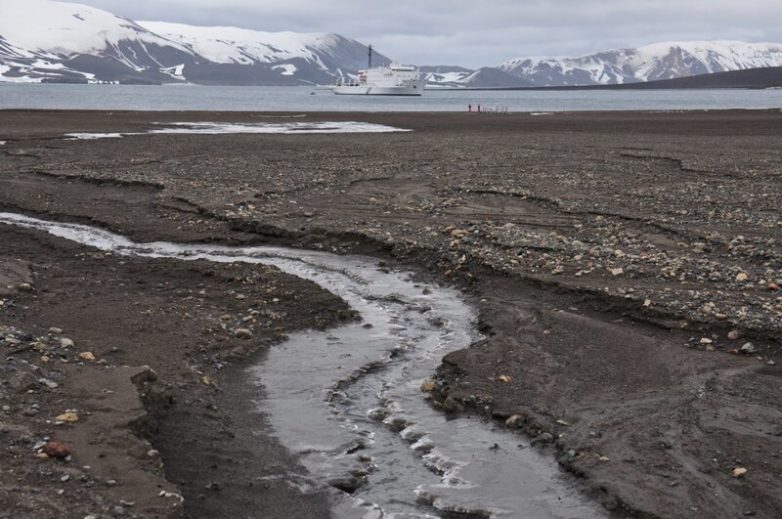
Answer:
1;109;781;518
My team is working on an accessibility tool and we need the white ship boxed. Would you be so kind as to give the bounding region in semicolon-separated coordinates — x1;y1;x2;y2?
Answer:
334;46;425;96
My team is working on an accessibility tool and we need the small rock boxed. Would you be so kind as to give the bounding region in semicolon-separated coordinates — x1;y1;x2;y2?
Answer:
497;374;512;383
700;337;713;345
39;378;58;389
439;397;461;413
18;283;33;292
727;330;741;340
41;441;72;459
505;415;524;428
531;432;554;446
736;272;749;282
49;327;63;334
55;412;79;423
79;352;96;362
327;476;361;493
732;467;748;478
60;338;75;348
740;342;757;355
234;328;253;339
610;267;624;277
158;490;182;500
420;380;436;392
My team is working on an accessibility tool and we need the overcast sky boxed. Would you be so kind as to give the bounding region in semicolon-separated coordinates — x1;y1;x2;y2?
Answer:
73;0;782;67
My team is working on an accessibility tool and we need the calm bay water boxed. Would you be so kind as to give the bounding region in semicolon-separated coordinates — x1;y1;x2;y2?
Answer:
1;83;782;112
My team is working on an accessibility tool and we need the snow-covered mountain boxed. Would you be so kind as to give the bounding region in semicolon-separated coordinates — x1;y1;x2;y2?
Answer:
139;21;385;85
0;0;200;83
0;0;387;84
500;41;782;86
4;1;782;88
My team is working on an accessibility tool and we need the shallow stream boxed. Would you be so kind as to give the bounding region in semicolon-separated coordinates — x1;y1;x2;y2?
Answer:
0;212;603;518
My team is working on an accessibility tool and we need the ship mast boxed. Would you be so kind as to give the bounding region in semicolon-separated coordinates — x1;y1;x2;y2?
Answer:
368;45;373;69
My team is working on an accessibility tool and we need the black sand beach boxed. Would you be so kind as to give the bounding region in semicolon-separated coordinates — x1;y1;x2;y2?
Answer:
1;109;781;518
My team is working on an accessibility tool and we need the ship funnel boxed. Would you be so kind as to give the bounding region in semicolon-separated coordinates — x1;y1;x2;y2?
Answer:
368;45;373;69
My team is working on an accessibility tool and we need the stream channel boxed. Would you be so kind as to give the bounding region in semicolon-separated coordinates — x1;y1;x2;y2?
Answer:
0;212;604;519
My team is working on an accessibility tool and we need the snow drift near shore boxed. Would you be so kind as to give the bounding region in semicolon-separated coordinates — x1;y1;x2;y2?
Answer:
65;122;411;140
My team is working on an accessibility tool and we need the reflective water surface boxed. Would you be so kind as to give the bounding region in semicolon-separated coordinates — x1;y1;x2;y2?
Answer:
1;83;781;112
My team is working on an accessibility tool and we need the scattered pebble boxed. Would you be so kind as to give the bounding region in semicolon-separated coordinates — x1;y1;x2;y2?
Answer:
55;412;79;423
739;342;757;355
732;467;748;478
41;441;72;459
234;328;253;339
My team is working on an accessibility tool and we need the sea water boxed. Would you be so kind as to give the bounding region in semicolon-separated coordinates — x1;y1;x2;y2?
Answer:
1;83;781;112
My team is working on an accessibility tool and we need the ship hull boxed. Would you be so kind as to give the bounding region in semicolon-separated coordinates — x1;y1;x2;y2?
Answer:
333;85;424;96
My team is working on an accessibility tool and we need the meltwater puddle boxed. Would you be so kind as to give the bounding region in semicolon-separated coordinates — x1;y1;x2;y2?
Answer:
66;121;410;140
0;212;603;519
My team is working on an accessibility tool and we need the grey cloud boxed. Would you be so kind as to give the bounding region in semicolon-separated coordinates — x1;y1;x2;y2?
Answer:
70;0;782;67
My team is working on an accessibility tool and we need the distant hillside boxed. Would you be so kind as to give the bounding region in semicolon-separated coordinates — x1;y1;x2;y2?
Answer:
473;66;782;92
612;65;782;89
428;41;782;89
499;41;782;87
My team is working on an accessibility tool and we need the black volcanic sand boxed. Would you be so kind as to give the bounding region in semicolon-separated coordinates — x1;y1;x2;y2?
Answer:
0;109;781;519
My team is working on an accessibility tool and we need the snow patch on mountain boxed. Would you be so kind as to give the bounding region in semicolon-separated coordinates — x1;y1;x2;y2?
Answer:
419;66;474;87
139;21;339;70
0;0;192;62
